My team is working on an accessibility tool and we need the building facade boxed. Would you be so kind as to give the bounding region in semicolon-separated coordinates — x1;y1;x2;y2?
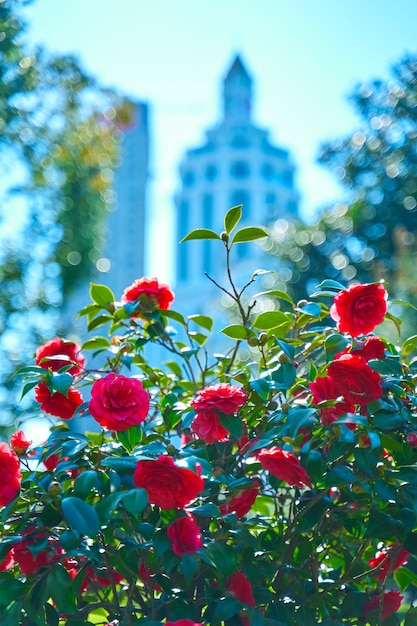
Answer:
174;55;299;318
104;101;149;301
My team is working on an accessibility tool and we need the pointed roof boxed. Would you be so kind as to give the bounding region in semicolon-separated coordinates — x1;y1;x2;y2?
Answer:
224;54;252;83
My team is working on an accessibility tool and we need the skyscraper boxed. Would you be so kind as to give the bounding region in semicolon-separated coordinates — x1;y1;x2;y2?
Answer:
174;55;299;318
104;101;149;301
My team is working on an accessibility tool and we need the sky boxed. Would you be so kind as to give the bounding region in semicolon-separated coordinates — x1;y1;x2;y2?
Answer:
22;0;417;280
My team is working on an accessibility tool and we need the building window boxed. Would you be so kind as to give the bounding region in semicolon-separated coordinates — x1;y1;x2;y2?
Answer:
178;201;189;281
261;163;274;180
202;194;213;274
231;161;250;179
281;170;293;187
230;190;250;218
182;171;195;187
230;191;251;260
205;164;217;181
265;192;277;219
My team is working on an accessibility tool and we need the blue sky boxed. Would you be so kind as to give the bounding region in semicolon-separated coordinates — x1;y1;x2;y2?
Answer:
23;0;417;279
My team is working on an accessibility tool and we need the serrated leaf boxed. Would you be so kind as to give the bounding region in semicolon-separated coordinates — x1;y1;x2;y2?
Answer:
180;228;221;243
89;283;115;308
224;204;242;234
231;226;268;244
61;497;100;538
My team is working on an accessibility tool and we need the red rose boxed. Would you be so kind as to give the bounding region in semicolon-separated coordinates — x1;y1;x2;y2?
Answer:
36;337;85;376
10;430;32;455
191;383;248;415
220;482;259;519
0;550;14;572
167;515;202;556
330;282;388;337
327;354;382;406
0;442;22;506
43;452;60;471
227;572;255;606
13;527;64;575
81;565;124;591
191;409;229;444
121;276;174;313
165;619;203;626
407;432;417;447
257;446;311;488
310;376;355;425
133;455;204;509
35;382;84;420
369;543;409;581
139;563;162;591
89;373;150;432
361;590;403;620
336;336;386;362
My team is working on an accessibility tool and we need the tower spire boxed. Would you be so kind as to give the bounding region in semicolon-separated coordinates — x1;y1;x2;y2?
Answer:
222;54;252;124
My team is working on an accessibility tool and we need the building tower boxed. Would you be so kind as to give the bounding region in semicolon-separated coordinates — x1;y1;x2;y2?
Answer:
174;55;299;318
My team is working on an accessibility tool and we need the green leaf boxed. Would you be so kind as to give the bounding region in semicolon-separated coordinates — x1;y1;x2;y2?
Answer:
231;226;269;244
250;377;271;402
253;310;291;331
61;496;100;538
117;426;143;452
49;372;73;396
401;334;417;359
219;414;243;440
254;289;295;306
89;283;115;308
188;314;214;332
181;553;199;586
87;314;113;331
81;336;111;350
312;279;346;295
47;564;77;613
122;488;148;516
95;492;123;525
220;324;250;340
385;311;402;337
73;470;100;499
180;228;221;242
212;597;241;622
101;456;138;472
224;204;242;234
192;503;221;517
163;309;187;326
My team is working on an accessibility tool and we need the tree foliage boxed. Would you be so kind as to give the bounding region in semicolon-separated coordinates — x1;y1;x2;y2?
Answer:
2;208;417;625
266;55;417;306
0;0;130;427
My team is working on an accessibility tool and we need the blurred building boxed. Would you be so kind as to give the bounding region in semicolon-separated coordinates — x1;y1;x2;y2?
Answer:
63;101;149;334
104;101;149;301
174;54;299;319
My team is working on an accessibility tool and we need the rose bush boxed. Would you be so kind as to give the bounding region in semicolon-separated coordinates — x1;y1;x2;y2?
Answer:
2;205;417;625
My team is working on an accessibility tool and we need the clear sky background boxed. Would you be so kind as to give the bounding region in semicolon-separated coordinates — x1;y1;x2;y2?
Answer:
23;0;417;280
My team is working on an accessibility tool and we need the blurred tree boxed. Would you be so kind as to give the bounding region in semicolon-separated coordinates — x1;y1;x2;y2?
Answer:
0;0;131;429
266;55;417;307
